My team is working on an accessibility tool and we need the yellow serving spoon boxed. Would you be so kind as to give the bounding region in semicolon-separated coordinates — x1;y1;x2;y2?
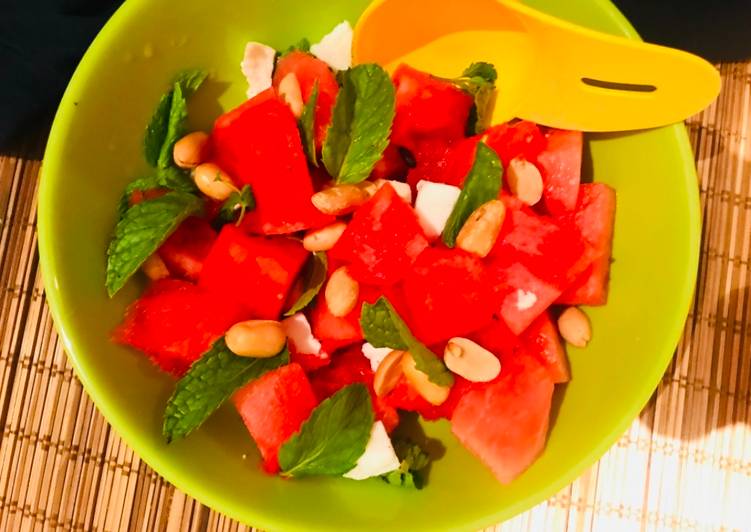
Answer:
352;0;720;131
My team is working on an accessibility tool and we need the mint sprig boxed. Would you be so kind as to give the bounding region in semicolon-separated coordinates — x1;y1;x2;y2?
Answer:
144;69;208;168
163;338;289;442
361;297;454;387
443;62;498;134
381;438;431;489
299;81;319;166
322;64;395;184
284;252;327;316
106;191;203;296
116;167;197;220
441;142;502;248
217;184;255;226
279;383;374;477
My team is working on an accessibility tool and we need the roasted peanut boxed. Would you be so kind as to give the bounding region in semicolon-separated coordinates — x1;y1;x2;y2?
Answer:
507;157;544;206
173;131;210;169
303;221;347;252
311;183;375;215
455;199;506;257
278;72;304;118
225;320;287;358
142;254;169;280
193;163;236;201
373;350;406;397
444;337;501;382
401;352;451;406
324;266;359;317
557;307;592;348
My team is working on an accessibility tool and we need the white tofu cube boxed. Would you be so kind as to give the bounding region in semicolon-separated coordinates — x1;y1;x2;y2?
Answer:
310;21;353;71
414;180;462;239
344;421;401;480
241;42;276;99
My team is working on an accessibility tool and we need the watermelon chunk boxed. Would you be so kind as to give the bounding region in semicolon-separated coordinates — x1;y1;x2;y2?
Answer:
406;136;480;192
469;317;523;364
273;51;339;149
403;247;496;345
391;64;473;151
309;346;400;432
484;121;545;168
199;225;310;320
537;129;583;216
522;313;569;383
384;373;476;421
211;89;333;234
451;355;555;484
232;363;318;473
371;143;410;181
112;279;244;376
157;217;216;281
558;183;617;306
330;184;429;286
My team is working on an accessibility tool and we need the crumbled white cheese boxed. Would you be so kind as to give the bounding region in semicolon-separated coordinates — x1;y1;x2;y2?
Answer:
376;179;413;204
361;342;392;372
281;313;322;354
343;421;401;480
515;289;538;311
310;21;353;71
241;42;276;99
414;180;462;239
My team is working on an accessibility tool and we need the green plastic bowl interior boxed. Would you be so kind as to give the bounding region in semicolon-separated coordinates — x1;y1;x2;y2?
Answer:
38;0;700;530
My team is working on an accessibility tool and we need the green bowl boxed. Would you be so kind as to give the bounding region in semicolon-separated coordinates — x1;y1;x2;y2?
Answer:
38;0;700;529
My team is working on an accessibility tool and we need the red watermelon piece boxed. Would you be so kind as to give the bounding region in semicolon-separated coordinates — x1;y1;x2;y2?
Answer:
558;183;616;306
232;363;318;473
273;51;339;149
112;279;244;376
406;136;480;192
199;225;309;320
451;355;555;484
211;89;333;234
522;313;569;383
537;129;583;216
383;373;476;421
309;346;400;432
157;217;216;281
469;317;523;364
371;143;410;182
403;247;496;345
391;64;473;151
330;184;429;286
485;120;545;168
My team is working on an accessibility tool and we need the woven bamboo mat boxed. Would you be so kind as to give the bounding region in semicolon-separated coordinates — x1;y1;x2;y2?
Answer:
1;62;750;532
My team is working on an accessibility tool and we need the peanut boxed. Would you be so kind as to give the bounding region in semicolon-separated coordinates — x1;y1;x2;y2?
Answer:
303;221;347;252
173;131;210;169
225;320;287;358
373;350;405;397
507;157;544;206
401;352;451;406
324;266;359;317
444;337;501;382
193;163;235;202
455;199;506;257
278;72;304;118
557;307;592;348
142;254;169;280
311;183;375;215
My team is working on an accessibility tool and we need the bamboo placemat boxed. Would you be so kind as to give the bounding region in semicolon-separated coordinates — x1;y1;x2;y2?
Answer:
1;62;750;532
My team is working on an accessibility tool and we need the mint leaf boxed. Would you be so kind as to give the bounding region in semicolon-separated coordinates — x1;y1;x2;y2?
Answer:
462;62;497;83
117;176;162;220
106;191;203;296
381;438;431;489
144;69;207;168
443;62;498;134
442;142;502;247
280;38;311;56
284;252;327;316
299;81;319;166
217;184;255;226
322;64;395;184
279;383;374;477
116;167;196;221
361;298;454;387
163;338;289;442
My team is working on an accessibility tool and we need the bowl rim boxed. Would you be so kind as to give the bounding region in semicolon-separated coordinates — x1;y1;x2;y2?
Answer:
37;0;701;529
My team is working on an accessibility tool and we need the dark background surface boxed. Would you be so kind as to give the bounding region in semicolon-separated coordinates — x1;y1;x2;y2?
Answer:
1;0;750;150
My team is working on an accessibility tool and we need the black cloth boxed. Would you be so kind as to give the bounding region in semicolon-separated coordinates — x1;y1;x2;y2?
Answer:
1;0;750;149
